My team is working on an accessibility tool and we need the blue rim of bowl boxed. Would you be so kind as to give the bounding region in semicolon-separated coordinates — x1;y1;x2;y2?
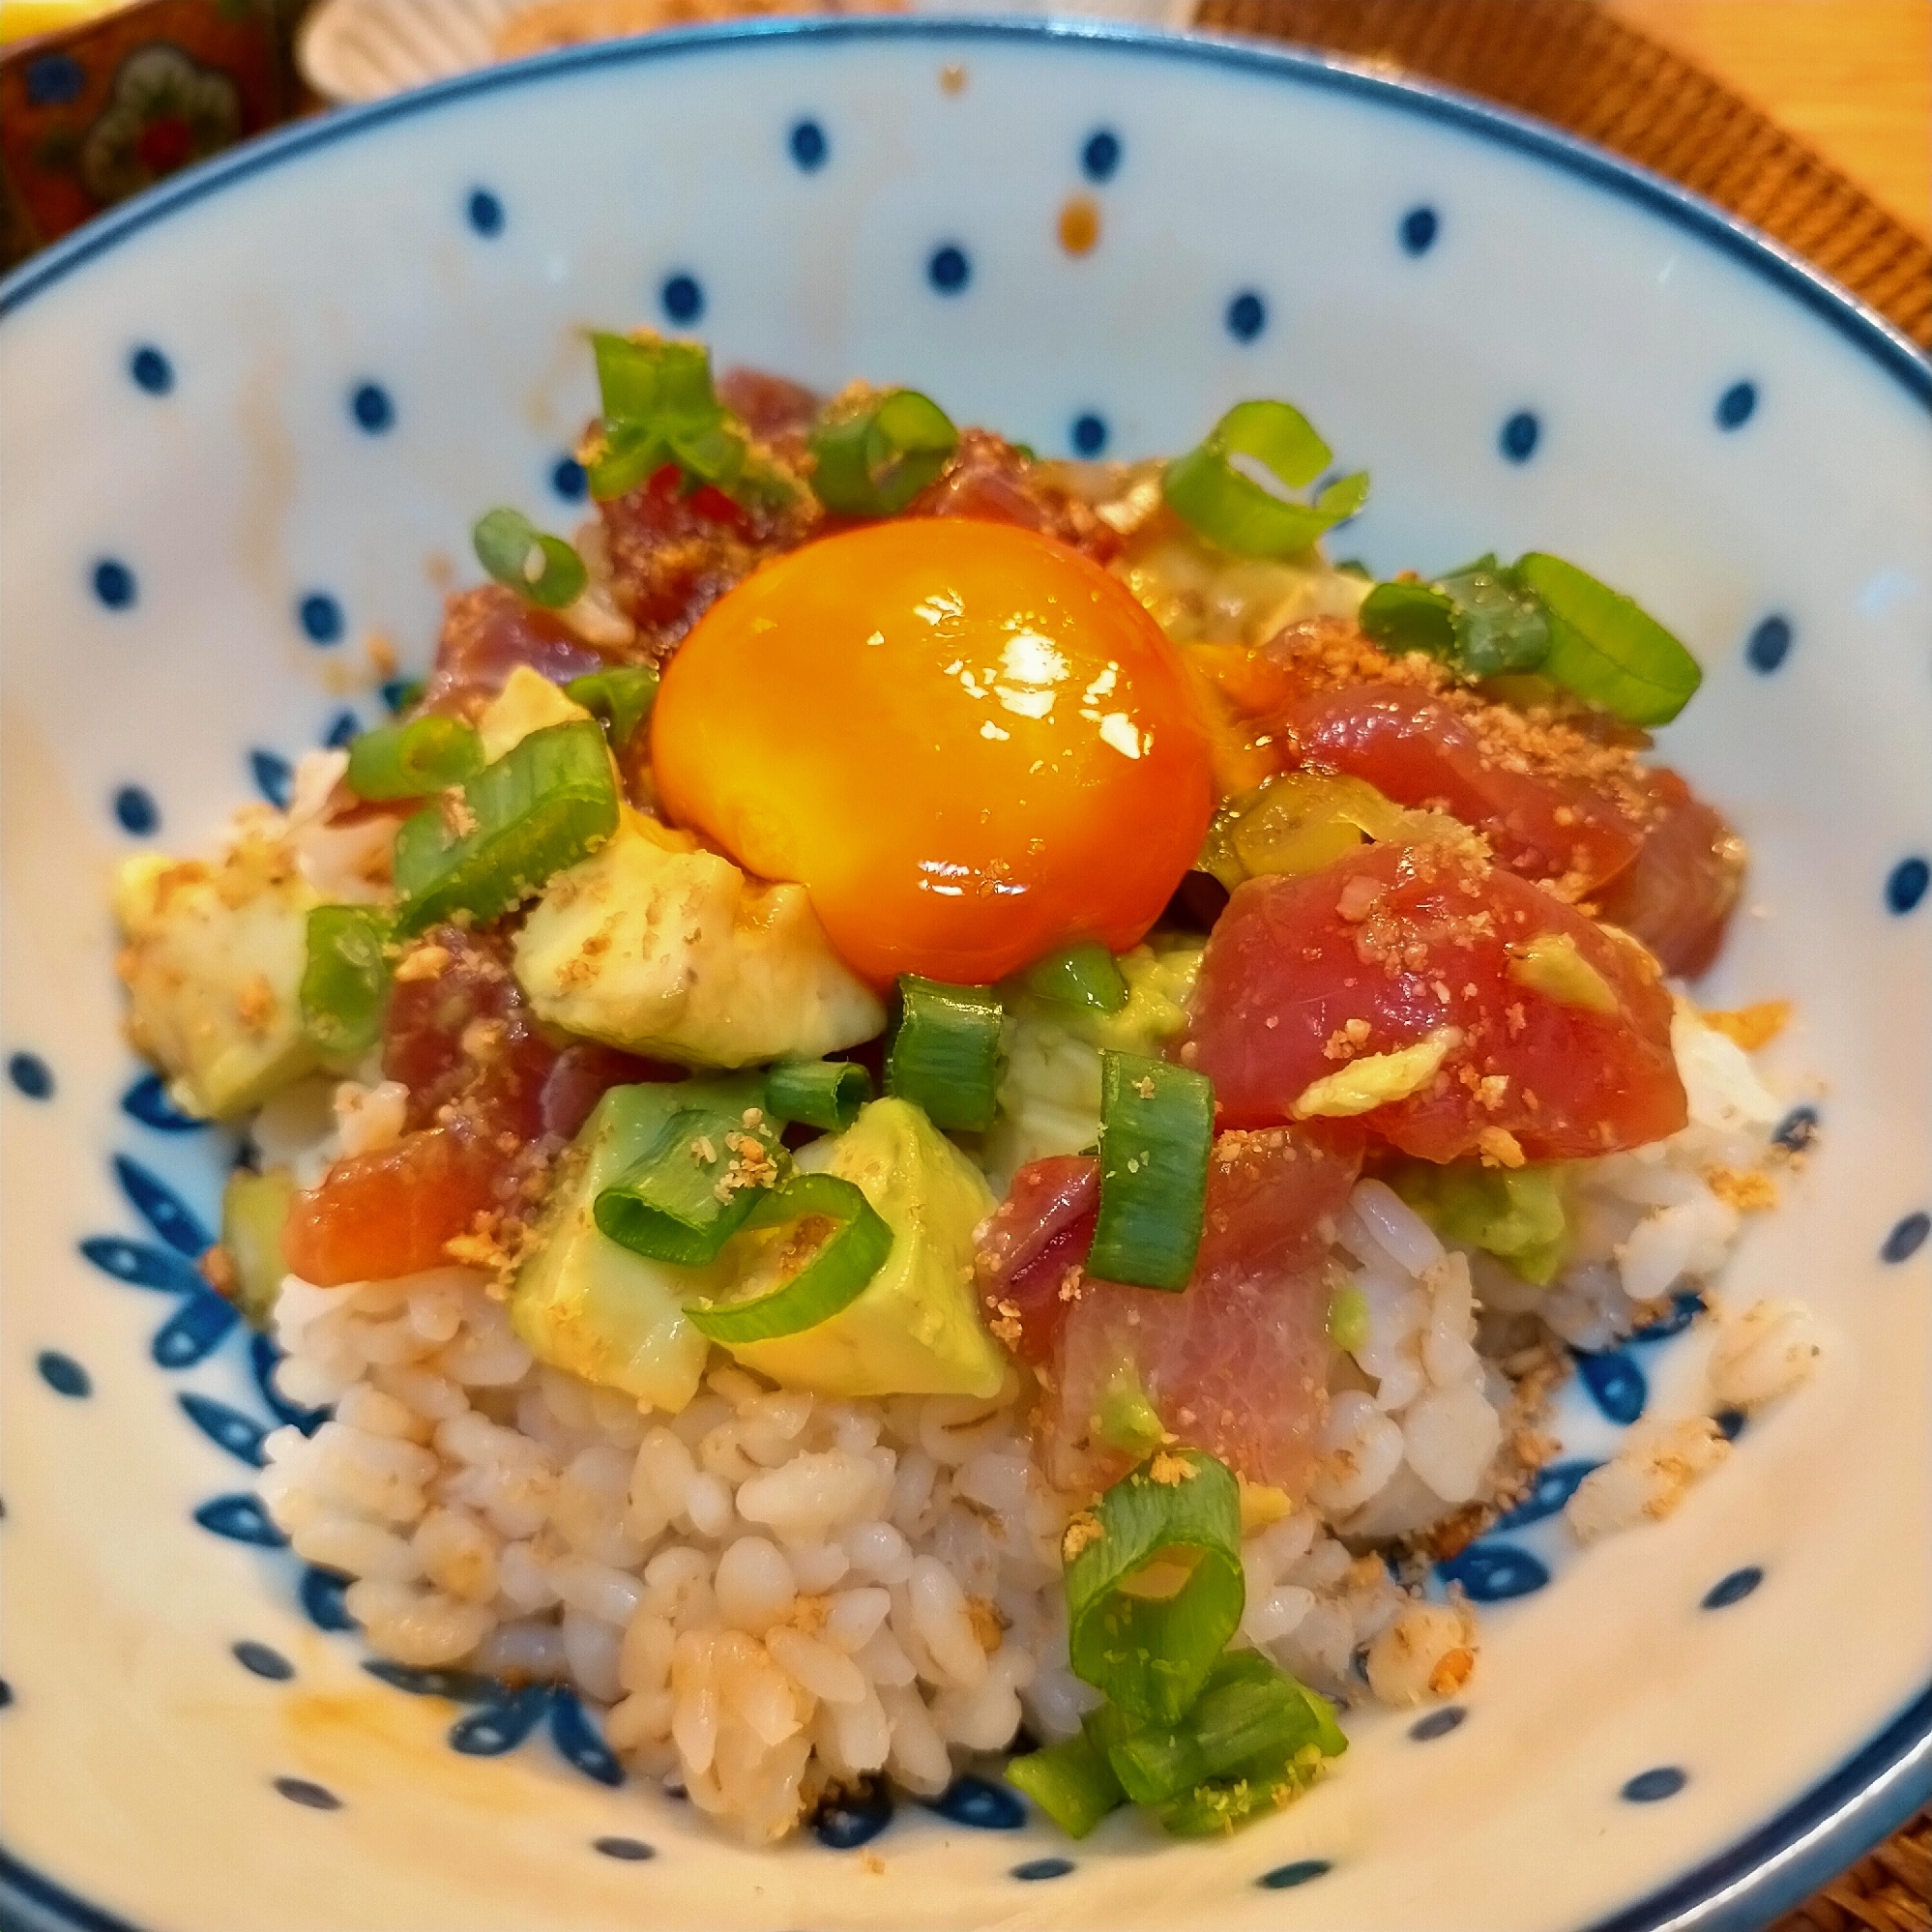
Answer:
0;18;1926;1932
0;11;1925;411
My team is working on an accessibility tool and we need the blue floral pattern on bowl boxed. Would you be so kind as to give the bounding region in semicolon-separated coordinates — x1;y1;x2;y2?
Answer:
1;20;1927;1932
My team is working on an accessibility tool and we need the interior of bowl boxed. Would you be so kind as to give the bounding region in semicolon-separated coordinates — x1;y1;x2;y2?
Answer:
2;20;1928;1932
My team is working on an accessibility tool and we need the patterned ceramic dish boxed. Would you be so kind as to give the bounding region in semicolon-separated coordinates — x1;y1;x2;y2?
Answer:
1;18;1927;1932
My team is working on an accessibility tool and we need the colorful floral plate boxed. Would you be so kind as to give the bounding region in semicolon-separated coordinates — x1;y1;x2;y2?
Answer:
1;19;1927;1932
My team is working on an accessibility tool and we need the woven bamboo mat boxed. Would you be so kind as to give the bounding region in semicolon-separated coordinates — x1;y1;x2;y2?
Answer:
1195;0;1931;346
1187;12;1931;1926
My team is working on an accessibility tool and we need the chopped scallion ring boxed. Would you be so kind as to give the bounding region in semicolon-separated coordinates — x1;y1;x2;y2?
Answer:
808;388;959;516
472;508;589;610
586;332;795;509
1360;550;1699;723
595;331;715;425
1063;1448;1244;1724
1095;1650;1329;1806
682;1171;893;1344
1359;553;1549;680
1162;400;1368;558
1020;941;1128;1014
1004;1733;1126;1839
299;905;392;1065
1431;557;1551;677
390;718;618;937
885;977;1004;1133
1515;551;1702;724
1089;1051;1213;1292
765;1060;872;1133
565;666;659;750
593;1102;785;1269
344;716;484;801
1357;577;1458;659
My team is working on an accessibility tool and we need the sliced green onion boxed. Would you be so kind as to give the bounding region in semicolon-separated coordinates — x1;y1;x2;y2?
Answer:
808;388;959;516
682;1171;893;1344
586;332;794;509
344;717;484;801
391;718;618;937
1063;1448;1244;1724
1154;1751;1325;1838
885;977;1003;1133
1088;1051;1213;1292
1516;551;1702;724
565;666;659;750
1005;1734;1126;1839
1154;1682;1343;1838
1360;557;1548;679
1162;400;1369;558
1100;1654;1326;1806
593;1102;784;1268
587;428;668;504
765;1060;872;1133
1021;942;1128;1015
299;905;392;1064
1433;556;1550;677
473;508;589;610
1136;1653;1346;1837
1367;549;1697;720
1077;1696;1138;1765
1358;577;1458;658
594;330;716;426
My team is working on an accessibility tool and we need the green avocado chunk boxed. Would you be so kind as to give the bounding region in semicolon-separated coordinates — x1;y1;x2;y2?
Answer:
722;1098;1009;1399
220;1165;298;1330
510;1076;761;1410
1390;1158;1570;1285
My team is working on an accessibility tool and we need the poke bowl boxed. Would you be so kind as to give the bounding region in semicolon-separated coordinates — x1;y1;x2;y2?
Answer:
1;18;1928;1932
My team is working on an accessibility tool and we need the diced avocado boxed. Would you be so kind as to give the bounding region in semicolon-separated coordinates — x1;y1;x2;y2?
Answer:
1507;930;1619;1014
512;808;887;1069
1057;937;1205;1057
220;1165;297;1328
981;937;1204;1192
1290;1026;1458;1120
1327;1281;1371;1352
510;1076;761;1410
114;837;322;1121
476;664;592;763
724;1098;1008;1399
1391;1158;1570;1285
1095;1362;1167;1456
1198;772;1466;893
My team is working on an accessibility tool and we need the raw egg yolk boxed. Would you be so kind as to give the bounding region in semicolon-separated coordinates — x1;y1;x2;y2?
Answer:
650;518;1215;985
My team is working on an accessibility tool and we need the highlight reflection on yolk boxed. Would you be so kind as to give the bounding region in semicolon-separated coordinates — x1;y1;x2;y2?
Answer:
651;519;1215;985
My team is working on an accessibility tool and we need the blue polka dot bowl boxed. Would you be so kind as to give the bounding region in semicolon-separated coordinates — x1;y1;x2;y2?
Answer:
1;19;1927;1932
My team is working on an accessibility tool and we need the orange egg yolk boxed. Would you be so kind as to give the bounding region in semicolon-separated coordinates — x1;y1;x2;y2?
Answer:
650;518;1215;986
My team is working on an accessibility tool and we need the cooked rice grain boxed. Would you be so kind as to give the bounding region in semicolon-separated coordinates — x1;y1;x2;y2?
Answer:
257;1008;1797;1837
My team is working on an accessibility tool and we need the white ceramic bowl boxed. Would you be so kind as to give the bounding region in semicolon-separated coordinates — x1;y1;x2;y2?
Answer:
296;0;1198;107
2;20;1927;1932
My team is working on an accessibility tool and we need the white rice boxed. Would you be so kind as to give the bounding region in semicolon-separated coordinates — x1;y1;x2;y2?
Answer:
255;1004;1804;1839
1707;1297;1821;1410
1564;1418;1733;1543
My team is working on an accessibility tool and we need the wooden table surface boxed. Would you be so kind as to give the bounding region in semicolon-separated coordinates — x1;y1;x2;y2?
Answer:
1605;0;1931;238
